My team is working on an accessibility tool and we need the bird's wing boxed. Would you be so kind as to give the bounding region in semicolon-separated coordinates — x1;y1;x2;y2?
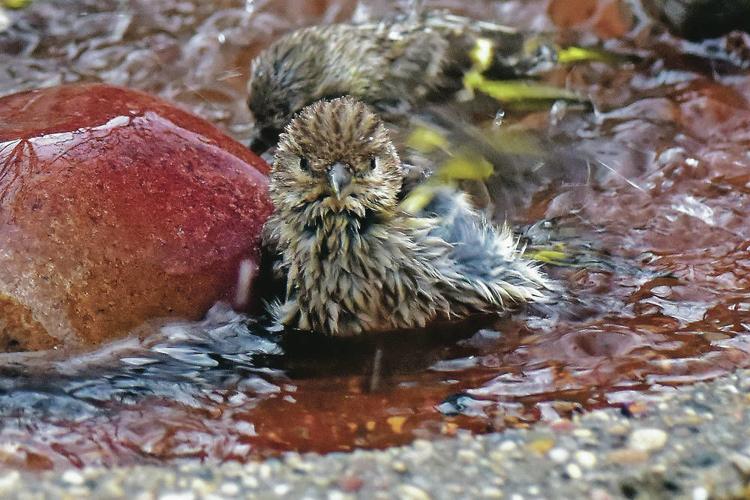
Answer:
369;26;454;106
418;188;547;291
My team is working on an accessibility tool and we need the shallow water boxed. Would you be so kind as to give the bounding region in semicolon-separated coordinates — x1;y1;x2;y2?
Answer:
2;0;750;468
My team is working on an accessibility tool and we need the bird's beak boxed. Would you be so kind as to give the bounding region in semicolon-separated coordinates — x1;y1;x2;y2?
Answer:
328;162;352;198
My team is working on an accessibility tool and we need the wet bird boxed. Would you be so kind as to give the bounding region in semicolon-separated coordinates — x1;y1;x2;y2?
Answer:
247;10;557;153
263;96;550;336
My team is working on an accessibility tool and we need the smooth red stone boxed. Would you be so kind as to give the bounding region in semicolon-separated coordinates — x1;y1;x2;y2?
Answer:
548;0;633;38
0;84;273;351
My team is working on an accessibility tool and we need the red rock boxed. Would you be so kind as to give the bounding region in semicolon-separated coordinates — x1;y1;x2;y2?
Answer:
548;0;599;29
548;0;633;39
0;84;273;352
594;0;633;39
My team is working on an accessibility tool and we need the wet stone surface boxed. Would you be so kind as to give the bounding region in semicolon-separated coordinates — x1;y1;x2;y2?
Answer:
0;0;750;471
0;83;272;350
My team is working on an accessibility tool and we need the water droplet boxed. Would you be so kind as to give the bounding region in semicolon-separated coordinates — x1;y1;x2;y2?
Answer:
549;100;568;127
493;109;506;128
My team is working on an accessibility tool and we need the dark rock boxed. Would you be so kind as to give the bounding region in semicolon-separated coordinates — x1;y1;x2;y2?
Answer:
644;0;750;40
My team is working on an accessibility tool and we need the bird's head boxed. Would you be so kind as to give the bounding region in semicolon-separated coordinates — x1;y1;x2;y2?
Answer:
270;96;403;221
248;29;332;153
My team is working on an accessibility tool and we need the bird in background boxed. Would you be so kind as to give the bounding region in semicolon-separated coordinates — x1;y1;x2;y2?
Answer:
263;96;550;336
247;9;560;153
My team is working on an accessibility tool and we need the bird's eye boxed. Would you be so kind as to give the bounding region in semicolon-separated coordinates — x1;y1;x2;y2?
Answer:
369;157;377;170
299;157;310;171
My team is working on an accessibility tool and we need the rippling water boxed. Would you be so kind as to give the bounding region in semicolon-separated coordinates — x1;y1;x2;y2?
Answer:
1;0;750;469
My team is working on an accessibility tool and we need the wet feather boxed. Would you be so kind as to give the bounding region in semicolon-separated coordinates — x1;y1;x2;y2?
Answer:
264;97;550;336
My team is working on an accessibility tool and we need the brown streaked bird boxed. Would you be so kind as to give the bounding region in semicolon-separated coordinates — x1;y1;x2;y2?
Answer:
247;10;557;152
263;96;550;336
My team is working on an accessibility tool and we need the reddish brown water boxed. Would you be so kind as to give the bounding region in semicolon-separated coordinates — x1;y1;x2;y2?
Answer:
2;0;750;469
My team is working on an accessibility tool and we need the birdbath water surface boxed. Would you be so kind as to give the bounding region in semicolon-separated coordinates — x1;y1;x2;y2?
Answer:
1;0;750;469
